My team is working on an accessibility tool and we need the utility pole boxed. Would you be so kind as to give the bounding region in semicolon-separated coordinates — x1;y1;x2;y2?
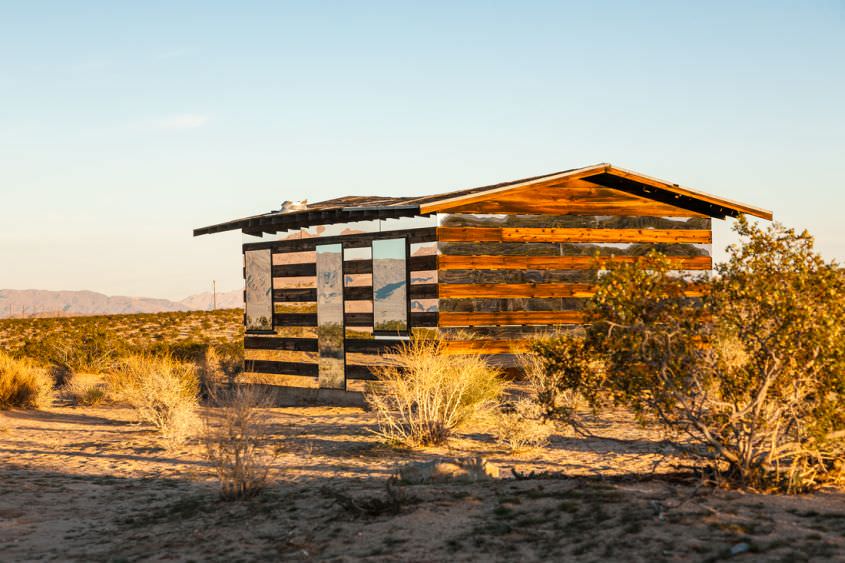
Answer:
212;280;217;311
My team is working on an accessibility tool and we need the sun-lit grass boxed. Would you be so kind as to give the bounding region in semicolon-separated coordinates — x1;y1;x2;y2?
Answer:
0;351;53;409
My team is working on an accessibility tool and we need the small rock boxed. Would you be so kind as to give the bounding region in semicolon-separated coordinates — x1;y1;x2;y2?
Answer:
730;542;750;556
395;456;499;484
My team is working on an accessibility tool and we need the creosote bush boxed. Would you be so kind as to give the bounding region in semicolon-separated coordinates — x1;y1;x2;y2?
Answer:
523;332;604;424
0;351;53;409
204;385;274;500
106;354;200;445
532;217;845;492
365;337;504;447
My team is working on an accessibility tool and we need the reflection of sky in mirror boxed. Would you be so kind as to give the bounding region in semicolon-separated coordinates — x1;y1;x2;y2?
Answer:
373;239;406;260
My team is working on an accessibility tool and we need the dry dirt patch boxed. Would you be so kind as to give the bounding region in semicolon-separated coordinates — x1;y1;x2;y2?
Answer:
0;405;843;561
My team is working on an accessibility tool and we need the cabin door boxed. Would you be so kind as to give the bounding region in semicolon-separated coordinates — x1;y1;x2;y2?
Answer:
315;243;345;389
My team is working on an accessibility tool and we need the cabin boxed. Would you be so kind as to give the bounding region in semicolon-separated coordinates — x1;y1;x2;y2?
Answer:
194;163;771;403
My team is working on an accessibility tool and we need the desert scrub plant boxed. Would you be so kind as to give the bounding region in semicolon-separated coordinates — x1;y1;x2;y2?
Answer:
493;399;554;453
0;351;52;409
204;385;274;500
198;343;244;397
19;326;127;380
60;375;107;406
574;218;845;493
106;354;200;445
523;331;605;425
364;337;504;447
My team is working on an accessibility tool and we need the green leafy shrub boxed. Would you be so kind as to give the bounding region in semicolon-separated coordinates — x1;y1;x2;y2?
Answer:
365;337;504;447
557;217;845;492
524;331;605;423
0;351;53;409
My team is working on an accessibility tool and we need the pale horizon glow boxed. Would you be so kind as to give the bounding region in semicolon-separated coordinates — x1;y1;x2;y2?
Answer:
1;1;843;301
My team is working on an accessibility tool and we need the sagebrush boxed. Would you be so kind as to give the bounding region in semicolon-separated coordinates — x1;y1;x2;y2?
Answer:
365;337;504;447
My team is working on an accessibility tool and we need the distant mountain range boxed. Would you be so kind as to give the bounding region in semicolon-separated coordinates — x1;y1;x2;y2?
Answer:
0;289;244;318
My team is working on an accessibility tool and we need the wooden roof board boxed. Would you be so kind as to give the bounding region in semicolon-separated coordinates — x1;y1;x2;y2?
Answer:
193;163;772;236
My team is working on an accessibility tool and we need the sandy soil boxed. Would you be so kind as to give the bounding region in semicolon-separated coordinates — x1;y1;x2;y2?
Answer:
0;403;843;562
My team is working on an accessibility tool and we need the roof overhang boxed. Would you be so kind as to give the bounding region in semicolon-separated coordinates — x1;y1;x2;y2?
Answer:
418;164;773;220
193;204;423;237
194;163;772;237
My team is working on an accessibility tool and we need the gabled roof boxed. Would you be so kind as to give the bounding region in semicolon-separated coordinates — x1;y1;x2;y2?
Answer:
193;163;772;236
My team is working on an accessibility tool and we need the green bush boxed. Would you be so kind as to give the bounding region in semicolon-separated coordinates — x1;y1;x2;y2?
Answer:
541;217;845;492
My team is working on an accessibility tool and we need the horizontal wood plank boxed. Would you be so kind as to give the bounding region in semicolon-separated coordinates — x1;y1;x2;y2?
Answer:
439;311;587;326
439;282;705;299
246;227;437;253
438;255;712;271
442;339;531;354
437;227;711;244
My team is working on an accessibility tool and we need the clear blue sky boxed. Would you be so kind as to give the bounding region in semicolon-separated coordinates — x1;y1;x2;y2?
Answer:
2;1;843;299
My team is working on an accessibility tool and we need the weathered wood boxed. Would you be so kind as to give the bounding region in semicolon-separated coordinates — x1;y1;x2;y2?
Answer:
438;255;712;271
438;241;710;258
439;311;587;326
440;283;596;299
246;227;437;252
442;339;531;354
440;183;706;217
437;227;711;244
439;214;711;230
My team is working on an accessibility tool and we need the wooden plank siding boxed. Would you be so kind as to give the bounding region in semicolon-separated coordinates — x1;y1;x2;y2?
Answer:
437;227;711;244
436;209;712;362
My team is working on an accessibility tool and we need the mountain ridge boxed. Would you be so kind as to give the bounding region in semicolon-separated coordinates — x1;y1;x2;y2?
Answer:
0;288;244;318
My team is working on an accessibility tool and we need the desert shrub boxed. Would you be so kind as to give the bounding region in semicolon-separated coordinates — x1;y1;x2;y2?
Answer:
19;326;127;378
0;351;53;409
60;375;107;406
524;331;605;423
493;399;554;453
571;217;845;492
198;343;244;396
204;385;274;500
106;354;200;445
365;337;504;447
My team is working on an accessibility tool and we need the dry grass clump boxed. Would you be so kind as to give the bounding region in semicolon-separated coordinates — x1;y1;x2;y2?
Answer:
204;385;274;500
60;375;107;407
493;399;554;454
0;351;53;409
365;337;504;447
106;354;199;444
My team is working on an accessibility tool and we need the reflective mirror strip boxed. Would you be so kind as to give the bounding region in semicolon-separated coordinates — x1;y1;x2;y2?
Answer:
316;244;345;389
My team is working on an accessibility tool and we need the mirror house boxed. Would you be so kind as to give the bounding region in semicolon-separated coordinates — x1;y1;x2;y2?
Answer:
194;163;772;403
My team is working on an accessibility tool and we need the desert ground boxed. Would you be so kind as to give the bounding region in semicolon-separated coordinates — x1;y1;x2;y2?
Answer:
1;401;843;562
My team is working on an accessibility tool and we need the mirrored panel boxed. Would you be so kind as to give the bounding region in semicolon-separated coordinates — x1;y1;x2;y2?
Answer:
316;244;345;389
244;249;273;331
372;238;408;334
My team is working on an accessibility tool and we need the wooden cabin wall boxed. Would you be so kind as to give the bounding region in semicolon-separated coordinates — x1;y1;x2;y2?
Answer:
241;223;438;391
436;205;712;357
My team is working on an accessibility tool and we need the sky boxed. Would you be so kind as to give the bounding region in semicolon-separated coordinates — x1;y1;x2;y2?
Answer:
1;1;843;300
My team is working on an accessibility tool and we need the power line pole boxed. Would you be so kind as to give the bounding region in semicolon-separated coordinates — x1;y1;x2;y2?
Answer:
212;280;217;311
